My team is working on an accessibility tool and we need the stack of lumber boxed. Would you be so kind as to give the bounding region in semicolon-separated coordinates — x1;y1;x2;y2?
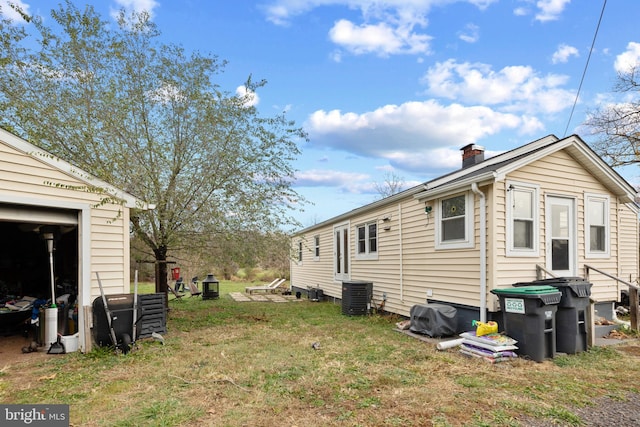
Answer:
459;331;518;363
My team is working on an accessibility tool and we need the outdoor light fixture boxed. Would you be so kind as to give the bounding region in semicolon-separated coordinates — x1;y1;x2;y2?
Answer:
202;274;220;300
41;228;58;348
43;232;56;308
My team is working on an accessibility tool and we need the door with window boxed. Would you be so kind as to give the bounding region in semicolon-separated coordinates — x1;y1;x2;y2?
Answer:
546;196;576;276
334;224;349;281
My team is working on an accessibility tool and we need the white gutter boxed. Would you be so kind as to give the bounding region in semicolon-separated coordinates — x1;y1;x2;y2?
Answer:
414;171;497;201
471;183;487;323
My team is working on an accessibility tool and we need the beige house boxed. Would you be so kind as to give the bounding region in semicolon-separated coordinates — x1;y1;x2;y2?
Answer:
0;127;151;352
290;134;639;330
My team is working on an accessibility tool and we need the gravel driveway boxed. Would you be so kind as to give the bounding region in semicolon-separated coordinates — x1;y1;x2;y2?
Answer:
520;392;640;426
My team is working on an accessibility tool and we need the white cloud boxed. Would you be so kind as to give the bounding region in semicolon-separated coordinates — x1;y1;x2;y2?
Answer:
329;19;431;56
305;100;543;171
422;59;575;114
513;7;529;17
535;0;570;22
458;23;479;43
615;42;640;74
375;164;395;172
111;0;159;19
236;85;260;107
552;44;579;64
295;169;370;190
148;83;185;104
262;0;497;57
0;0;30;23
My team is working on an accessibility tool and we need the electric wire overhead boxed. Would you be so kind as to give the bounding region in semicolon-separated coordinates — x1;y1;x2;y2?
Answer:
563;0;607;137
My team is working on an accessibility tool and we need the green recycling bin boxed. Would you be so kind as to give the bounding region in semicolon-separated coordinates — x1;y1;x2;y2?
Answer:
491;285;562;362
515;278;592;354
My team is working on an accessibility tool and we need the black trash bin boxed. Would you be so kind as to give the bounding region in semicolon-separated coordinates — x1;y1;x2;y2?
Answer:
491;285;561;362
515;277;592;354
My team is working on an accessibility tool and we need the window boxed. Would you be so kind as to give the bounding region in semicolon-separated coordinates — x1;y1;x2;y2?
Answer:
314;235;320;260
436;192;474;249
356;221;378;259
506;182;539;256
297;241;303;263
585;193;609;258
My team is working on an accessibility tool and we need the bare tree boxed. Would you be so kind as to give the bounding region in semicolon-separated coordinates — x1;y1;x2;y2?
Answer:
373;171;406;199
584;65;640;167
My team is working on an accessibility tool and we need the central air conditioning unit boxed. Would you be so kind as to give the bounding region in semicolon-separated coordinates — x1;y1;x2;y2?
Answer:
341;281;373;316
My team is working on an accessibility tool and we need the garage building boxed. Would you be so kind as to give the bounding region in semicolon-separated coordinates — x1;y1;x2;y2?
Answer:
0;127;151;352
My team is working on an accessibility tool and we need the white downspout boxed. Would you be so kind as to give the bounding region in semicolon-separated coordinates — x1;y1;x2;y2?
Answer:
471;183;487;323
398;202;403;301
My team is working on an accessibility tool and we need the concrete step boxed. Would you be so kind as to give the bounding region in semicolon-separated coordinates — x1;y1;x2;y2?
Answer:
595;323;618;338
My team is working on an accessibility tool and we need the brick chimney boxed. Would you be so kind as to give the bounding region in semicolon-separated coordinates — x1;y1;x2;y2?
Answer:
461;144;485;168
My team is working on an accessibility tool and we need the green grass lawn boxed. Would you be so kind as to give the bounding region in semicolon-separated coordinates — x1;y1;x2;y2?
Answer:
1;282;640;426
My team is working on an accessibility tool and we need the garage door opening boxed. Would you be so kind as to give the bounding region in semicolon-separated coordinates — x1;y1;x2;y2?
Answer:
0;220;79;346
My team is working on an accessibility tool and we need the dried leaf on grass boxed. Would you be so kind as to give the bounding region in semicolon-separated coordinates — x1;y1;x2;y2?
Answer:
38;373;57;381
608;329;631;339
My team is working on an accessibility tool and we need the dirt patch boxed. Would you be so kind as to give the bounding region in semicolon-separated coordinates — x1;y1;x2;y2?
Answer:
616;345;640;357
0;335;50;367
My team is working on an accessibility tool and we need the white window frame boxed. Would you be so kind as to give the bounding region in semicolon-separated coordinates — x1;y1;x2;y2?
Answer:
333;222;350;281
506;181;540;257
313;235;320;261
585;193;610;259
297;240;303;265
435;191;475;250
355;221;378;260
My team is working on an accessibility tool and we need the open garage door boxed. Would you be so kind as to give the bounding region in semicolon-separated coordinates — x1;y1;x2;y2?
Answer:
0;203;79;347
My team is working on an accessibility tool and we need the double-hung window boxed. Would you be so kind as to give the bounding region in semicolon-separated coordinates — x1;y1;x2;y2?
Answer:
355;221;378;259
506;182;539;256
297;241;303;263
585;193;609;258
313;235;320;260
436;192;474;249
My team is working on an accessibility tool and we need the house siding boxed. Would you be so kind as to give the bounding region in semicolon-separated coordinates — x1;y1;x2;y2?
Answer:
0;140;131;299
291;137;639;321
291;190;485;317
496;149;636;305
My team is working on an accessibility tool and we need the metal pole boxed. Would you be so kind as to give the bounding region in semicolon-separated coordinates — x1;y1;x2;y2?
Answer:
44;233;57;308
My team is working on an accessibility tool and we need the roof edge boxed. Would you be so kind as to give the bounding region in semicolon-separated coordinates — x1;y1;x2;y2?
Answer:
0;127;153;210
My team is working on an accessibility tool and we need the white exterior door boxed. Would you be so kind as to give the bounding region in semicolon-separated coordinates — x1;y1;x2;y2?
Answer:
546;196;576;276
334;223;350;281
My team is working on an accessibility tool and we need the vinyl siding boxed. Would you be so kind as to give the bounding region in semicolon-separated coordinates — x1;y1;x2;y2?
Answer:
618;204;639;295
0;140;130;299
496;149;636;305
291;189;485;317
290;227;335;292
292;145;639;318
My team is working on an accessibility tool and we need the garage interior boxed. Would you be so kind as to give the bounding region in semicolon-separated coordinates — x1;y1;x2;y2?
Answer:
0;210;79;351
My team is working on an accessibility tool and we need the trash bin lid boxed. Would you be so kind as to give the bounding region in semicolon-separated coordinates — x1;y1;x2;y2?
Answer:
513;277;592;297
491;286;562;305
491;285;559;295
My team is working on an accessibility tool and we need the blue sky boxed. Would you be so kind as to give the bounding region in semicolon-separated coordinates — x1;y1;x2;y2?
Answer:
3;0;640;227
